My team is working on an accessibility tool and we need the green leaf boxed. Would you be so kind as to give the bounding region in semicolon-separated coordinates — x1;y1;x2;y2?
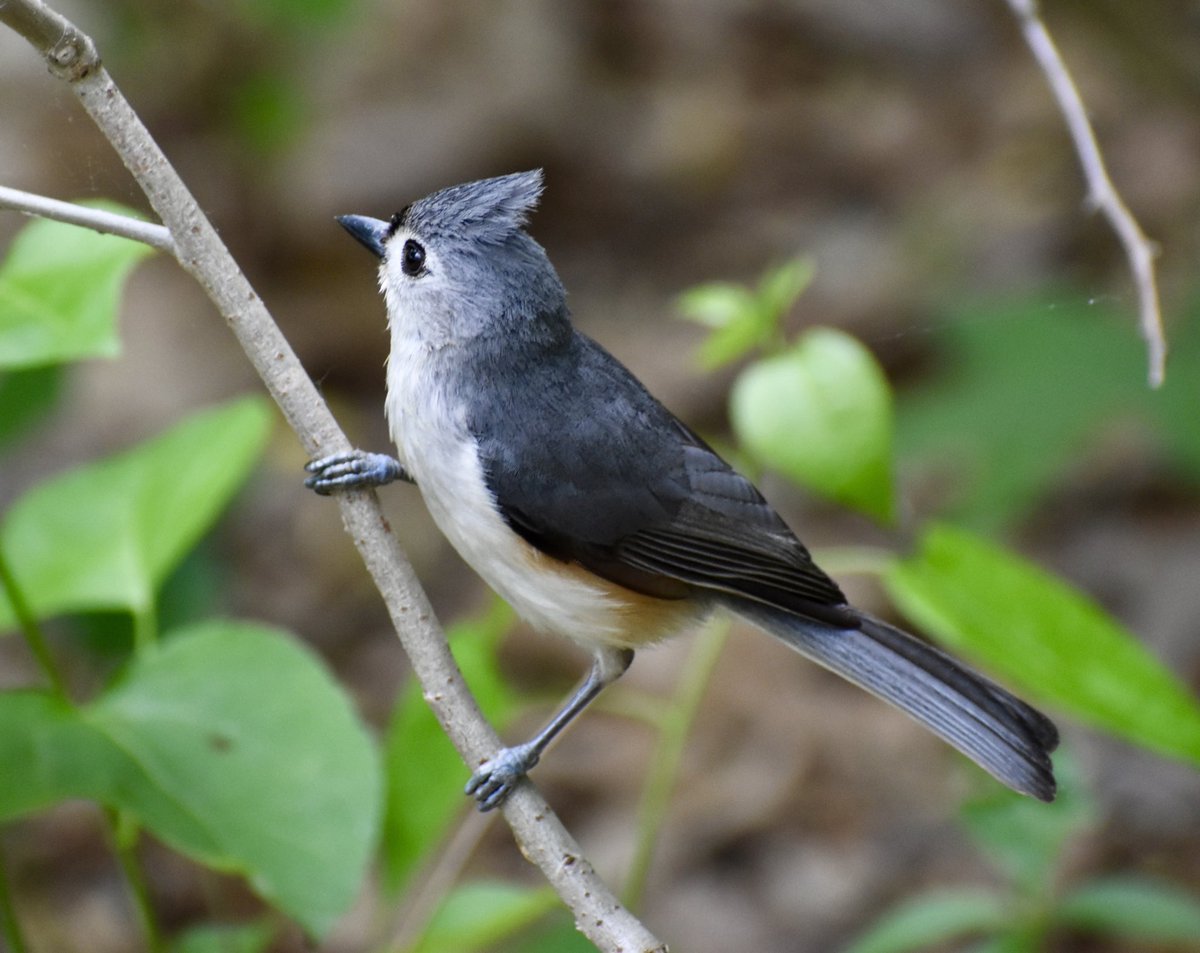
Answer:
884;523;1200;764
231;0;355;29
170;921;276;953
730;327;895;522
678;282;762;369
0;202;156;369
1147;304;1200;481
413;881;559;953
677;282;755;329
92;621;381;937
1056;876;1200;943
969;936;1042;953
844;889;1007;953
381;599;516;892
509;916;600;953
960;753;1094;892
0;366;64;450
894;296;1146;530
0;397;272;631
0;691;144;817
231;72;307;155
757;256;814;321
894;293;1200;526
0;622;380;937
677;259;814;370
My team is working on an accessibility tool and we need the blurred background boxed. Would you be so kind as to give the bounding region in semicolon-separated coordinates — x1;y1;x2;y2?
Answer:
2;1;1199;951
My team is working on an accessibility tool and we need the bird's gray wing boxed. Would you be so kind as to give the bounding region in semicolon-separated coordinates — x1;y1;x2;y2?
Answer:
466;331;853;625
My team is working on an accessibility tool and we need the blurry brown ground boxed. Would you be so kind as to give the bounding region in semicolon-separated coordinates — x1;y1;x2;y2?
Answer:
2;1;1199;951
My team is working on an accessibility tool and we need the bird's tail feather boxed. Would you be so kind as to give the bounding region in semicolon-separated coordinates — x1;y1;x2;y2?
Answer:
724;597;1058;801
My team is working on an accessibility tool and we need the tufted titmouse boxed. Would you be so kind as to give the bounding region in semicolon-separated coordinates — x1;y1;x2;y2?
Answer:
306;170;1057;811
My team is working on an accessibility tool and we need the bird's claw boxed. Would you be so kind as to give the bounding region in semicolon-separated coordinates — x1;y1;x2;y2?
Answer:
465;743;540;812
304;450;407;495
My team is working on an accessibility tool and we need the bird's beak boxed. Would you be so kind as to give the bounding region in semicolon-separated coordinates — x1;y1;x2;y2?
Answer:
336;214;389;258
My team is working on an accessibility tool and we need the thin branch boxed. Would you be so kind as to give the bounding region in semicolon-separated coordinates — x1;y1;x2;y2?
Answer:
0;185;175;252
0;2;665;950
1004;0;1167;388
388;808;496;952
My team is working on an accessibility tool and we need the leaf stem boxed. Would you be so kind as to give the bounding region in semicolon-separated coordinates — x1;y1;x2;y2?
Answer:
0;549;69;700
0;839;29;953
387;808;495;953
623;618;730;911
107;810;164;953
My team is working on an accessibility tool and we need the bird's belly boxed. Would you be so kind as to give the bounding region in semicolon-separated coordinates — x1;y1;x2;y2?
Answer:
412;432;697;648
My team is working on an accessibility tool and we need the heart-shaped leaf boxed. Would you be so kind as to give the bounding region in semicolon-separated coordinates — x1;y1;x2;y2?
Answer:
0;202;156;368
0;397;272;631
731;327;895;522
0;621;380;937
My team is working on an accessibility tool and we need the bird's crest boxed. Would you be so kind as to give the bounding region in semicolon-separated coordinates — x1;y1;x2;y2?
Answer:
403;170;544;245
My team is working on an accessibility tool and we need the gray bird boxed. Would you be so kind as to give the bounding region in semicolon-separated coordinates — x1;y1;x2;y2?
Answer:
306;170;1058;811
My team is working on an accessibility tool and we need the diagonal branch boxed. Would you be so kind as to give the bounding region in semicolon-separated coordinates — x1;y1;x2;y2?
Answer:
1004;0;1167;388
0;2;665;950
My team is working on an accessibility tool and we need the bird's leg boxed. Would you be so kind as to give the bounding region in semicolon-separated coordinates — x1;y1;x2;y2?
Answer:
466;645;634;811
304;450;413;494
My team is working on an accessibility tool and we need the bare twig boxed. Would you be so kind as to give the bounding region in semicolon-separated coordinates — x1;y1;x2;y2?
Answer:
0;2;665;950
0;185;175;252
388;808;497;952
1004;0;1167;388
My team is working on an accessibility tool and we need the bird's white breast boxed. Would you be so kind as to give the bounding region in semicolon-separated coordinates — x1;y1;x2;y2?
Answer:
384;334;648;648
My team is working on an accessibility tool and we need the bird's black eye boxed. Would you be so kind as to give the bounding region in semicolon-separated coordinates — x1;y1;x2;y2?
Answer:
400;239;426;277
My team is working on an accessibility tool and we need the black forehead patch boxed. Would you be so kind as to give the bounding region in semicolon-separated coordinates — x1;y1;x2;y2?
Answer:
386;204;412;239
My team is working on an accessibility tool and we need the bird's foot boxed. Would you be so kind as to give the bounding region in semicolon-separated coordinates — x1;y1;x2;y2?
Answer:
304;450;409;495
465;742;540;812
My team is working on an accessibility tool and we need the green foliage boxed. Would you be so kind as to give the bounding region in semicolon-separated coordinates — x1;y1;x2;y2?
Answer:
884;522;1200;766
0;210;387;946
218;1;360;156
0;385;378;938
0;202;155;368
896;294;1200;528
0;365;63;450
851;759;1200;951
731;328;895;523
231;0;355;28
843;890;1007;953
1150;308;1200;477
678;258;896;522
382;599;517;892
0;623;379;936
677;267;1200;952
0;397;272;630
1056;877;1200;943
170;921;276;953
677;257;813;370
230;71;308;155
509;918;609;953
678;264;1200;775
959;765;1096;895
92;621;380;936
412;882;561;953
